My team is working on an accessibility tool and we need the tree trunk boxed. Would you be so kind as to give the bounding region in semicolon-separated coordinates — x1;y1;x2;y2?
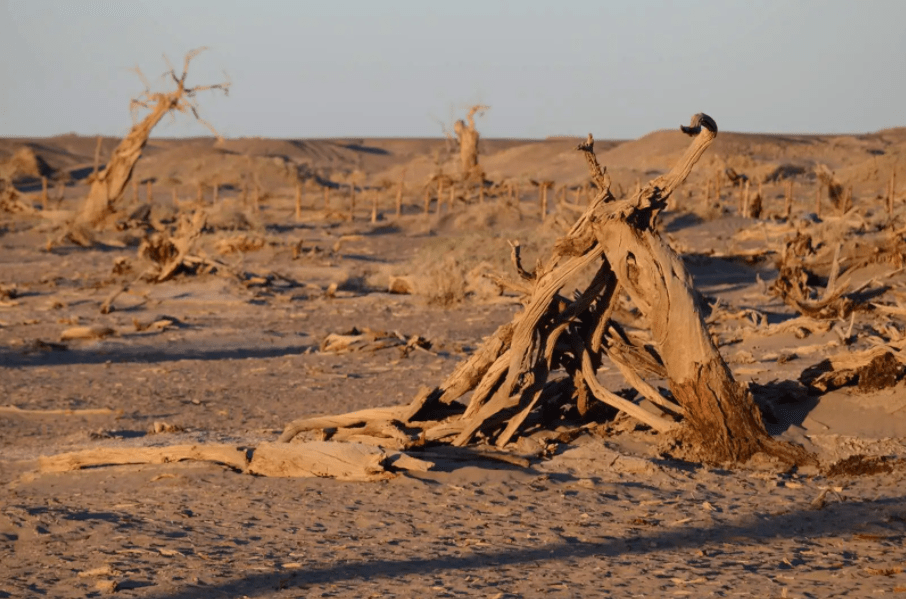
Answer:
75;95;176;227
73;49;228;229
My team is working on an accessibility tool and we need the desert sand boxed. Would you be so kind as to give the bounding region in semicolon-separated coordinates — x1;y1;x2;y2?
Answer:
1;126;906;597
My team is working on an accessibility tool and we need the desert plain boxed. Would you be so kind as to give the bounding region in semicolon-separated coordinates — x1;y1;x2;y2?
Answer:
1;123;906;598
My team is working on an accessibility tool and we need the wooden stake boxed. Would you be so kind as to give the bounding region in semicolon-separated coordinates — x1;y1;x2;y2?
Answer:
538;184;545;220
349;183;355;221
371;189;378;223
815;183;822;218
784;180;793;219
741;180;750;217
448;183;455;211
41;177;48;210
746;181;767;216
92;135;102;177
890;169;897;209
888;171;896;218
295;181;303;222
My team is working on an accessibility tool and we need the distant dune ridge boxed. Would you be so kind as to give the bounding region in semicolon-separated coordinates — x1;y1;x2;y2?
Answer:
1;127;903;200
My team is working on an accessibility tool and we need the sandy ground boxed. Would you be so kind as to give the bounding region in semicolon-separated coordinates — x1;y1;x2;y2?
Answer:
1;130;906;597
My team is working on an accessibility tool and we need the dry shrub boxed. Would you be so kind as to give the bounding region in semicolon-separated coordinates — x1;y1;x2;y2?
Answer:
815;164;848;211
386;230;535;306
435;201;524;233
139;232;180;266
0;147;55;181
215;234;266;255
413;257;503;306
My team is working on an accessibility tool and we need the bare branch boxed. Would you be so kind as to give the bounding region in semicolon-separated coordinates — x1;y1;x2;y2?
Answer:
182;47;209;81
162;53;178;85
465;104;490;130
132;66;151;92
508;240;535;281
576;133;612;193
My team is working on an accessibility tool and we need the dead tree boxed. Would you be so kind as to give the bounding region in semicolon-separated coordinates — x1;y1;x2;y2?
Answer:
74;48;229;229
281;114;814;466
453;105;489;181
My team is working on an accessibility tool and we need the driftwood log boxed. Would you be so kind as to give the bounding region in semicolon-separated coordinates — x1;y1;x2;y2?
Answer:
36;442;435;482
281;113;814;466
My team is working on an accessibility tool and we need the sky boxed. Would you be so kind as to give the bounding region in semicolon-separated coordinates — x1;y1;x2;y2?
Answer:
1;0;904;140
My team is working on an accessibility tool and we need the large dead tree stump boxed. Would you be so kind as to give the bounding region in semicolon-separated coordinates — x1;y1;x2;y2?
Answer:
282;113;814;466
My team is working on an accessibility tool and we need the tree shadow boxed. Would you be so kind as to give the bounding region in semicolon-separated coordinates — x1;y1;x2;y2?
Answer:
142;492;906;599
341;143;390;156
0;343;315;368
662;212;703;233
682;254;776;289
751;379;820;434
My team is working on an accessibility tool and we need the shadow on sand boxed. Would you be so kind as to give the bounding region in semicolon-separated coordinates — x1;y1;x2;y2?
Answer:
0;343;315;368
142;492;904;598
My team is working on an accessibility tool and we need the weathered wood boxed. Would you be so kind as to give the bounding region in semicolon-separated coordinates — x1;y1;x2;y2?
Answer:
435;322;514;405
36;441;438;482
452;247;605;446
60;325;116;340
279;406;410;443
592;194;811;463
453;105;488;180
249;441;392;481
39;444;249;473
275;113;815;466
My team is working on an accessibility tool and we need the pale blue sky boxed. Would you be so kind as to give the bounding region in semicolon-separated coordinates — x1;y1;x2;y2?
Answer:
1;0;904;139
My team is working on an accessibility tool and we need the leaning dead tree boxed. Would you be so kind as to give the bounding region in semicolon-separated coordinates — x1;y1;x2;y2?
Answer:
74;48;229;229
453;105;489;181
282;113;814;466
